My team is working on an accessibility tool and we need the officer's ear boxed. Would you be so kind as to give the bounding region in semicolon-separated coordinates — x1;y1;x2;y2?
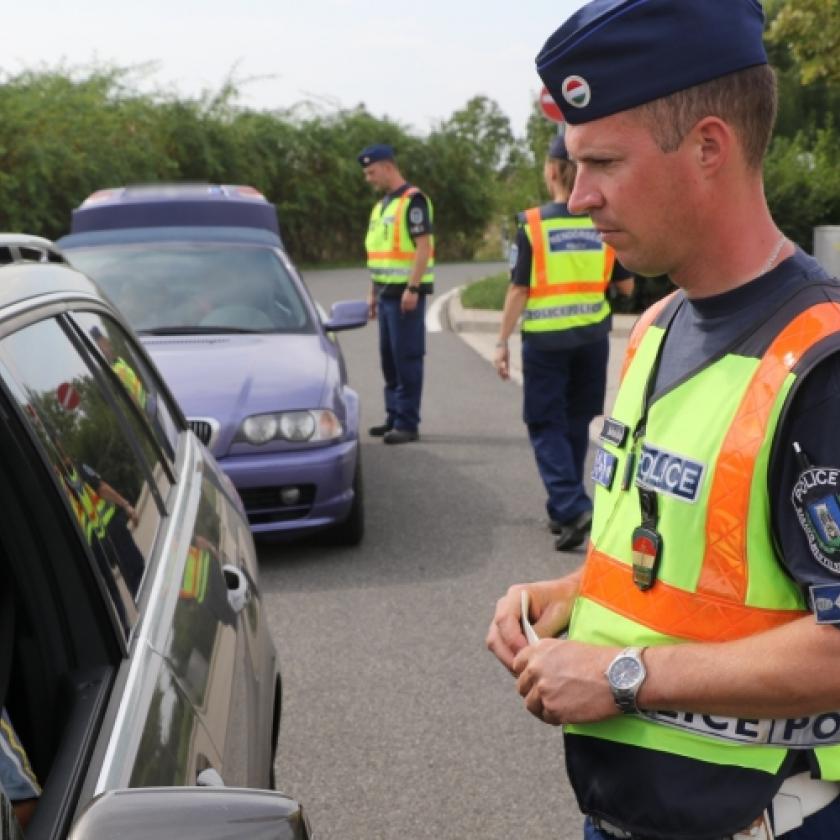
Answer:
691;116;733;179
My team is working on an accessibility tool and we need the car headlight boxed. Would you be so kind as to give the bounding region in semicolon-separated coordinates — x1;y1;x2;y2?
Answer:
238;410;343;445
241;415;278;445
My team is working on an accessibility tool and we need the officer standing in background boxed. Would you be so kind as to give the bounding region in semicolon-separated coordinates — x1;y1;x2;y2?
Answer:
487;1;840;837
358;144;434;445
495;133;633;551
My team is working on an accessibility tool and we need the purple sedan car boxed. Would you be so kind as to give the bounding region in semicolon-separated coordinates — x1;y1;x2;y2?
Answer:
58;184;368;544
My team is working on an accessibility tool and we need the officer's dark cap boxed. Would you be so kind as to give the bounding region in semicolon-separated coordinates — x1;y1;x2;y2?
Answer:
536;0;768;125
548;134;569;160
357;144;395;167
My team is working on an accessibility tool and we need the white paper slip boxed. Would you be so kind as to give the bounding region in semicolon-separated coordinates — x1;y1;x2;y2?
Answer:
520;590;540;645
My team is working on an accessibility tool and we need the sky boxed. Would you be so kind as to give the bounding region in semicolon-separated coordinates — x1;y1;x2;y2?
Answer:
3;0;582;137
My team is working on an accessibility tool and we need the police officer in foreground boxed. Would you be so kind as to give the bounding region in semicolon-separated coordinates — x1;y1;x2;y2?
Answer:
358;144;434;444
487;1;840;837
495;133;633;551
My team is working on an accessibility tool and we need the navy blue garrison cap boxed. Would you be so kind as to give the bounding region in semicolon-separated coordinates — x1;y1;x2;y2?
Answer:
548;133;569;160
536;0;768;125
357;144;395;166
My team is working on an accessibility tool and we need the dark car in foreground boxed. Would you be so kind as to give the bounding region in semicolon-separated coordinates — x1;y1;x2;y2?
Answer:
58;184;368;544
0;241;309;839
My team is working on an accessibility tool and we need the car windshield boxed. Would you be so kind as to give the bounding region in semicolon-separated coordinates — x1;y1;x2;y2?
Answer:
67;243;314;334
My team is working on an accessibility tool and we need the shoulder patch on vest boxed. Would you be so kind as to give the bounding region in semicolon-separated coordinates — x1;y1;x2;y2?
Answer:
792;466;840;574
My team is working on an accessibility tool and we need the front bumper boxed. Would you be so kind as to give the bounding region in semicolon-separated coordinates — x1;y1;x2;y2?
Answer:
219;438;358;535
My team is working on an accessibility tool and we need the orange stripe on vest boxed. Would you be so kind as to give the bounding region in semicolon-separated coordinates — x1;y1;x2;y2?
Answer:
580;547;806;642
701;301;840;601
619;292;676;384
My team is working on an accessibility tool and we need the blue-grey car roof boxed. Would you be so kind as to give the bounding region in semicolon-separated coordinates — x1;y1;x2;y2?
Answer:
69;184;282;239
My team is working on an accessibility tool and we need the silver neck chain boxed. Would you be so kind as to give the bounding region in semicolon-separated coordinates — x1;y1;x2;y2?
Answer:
760;234;787;277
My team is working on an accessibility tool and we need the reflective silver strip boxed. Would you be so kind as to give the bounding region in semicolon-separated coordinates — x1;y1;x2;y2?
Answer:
523;302;605;320
642;708;840;748
370;267;412;277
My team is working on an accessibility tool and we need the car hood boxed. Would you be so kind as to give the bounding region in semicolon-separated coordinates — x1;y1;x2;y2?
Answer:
142;333;330;422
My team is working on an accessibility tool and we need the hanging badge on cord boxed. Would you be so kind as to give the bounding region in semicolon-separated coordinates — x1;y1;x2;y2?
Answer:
631;525;662;591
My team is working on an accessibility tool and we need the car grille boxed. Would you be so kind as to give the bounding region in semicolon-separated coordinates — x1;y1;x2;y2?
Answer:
187;417;219;449
238;484;316;524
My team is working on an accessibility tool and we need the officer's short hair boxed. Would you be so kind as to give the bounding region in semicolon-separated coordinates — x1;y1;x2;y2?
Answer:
634;65;777;171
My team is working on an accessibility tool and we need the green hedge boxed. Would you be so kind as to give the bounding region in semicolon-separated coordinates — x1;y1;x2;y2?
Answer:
0;66;838;270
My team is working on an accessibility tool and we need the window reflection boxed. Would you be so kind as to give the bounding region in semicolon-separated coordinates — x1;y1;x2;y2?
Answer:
0;317;164;632
73;311;179;460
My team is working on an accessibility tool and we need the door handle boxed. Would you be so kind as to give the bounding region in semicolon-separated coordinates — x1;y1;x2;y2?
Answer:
222;564;250;614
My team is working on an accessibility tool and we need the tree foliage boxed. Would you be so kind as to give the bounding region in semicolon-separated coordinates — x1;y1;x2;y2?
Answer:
0;57;837;267
767;0;840;85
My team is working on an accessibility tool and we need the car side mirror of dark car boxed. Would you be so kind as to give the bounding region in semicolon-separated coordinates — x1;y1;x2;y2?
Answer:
67;787;312;840
324;299;369;332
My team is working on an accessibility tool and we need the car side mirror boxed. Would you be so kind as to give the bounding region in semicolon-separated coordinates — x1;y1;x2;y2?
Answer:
323;299;369;332
68;786;311;840
0;793;24;840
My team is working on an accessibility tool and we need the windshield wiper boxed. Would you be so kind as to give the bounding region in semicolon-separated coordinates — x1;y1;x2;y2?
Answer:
137;326;264;335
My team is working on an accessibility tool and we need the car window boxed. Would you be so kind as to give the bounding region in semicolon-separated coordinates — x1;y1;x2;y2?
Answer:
68;243;314;334
0;317;167;632
71;311;181;459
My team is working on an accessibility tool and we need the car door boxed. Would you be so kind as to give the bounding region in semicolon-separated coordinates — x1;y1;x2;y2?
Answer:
61;310;274;791
0;302;273;838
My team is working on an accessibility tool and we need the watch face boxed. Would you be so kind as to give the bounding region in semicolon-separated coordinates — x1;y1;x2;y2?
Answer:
610;657;643;690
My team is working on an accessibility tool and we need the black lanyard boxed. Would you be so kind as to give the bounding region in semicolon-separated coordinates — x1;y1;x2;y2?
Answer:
627;299;682;590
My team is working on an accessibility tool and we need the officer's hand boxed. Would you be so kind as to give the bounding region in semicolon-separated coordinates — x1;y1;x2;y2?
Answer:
486;578;577;674
494;344;509;380
400;288;418;314
513;639;619;725
367;292;377;321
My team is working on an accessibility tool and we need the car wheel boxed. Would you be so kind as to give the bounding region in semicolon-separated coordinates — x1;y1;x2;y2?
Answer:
328;457;364;546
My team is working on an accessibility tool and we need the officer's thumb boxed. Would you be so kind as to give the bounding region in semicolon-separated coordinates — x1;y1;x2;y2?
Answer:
532;600;572;639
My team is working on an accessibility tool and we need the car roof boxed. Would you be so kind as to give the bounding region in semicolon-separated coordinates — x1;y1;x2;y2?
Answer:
0;234;69;266
70;183;281;238
0;235;108;311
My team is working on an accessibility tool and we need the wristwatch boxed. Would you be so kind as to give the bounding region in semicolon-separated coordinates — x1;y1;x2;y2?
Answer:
605;646;647;714
405;285;420;294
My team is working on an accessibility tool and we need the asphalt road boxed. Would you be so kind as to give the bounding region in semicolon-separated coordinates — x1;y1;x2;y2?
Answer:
260;263;587;840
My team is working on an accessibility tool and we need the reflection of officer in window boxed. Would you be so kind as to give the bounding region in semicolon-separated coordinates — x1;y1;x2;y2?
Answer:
0;708;40;830
179;535;238;629
58;453;144;597
90;326;147;409
89;326;161;440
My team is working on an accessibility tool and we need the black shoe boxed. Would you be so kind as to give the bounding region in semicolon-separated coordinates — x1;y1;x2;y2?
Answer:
383;428;419;445
554;510;593;551
369;422;393;437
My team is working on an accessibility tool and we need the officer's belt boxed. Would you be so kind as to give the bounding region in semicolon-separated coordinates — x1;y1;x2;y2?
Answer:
641;707;840;748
